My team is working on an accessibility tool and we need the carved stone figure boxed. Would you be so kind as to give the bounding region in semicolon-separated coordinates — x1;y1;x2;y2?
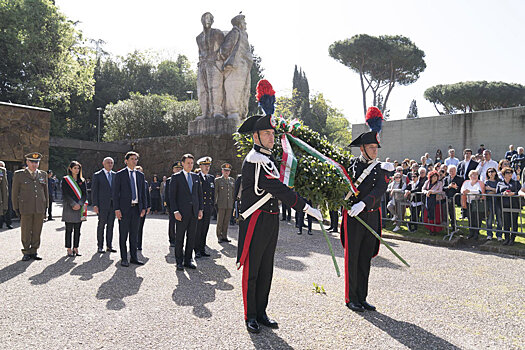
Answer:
219;14;253;121
196;12;225;119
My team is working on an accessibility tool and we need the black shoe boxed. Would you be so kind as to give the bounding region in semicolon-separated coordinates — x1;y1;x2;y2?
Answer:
346;302;365;312
201;251;210;257
257;314;279;329
106;248;117;253
183;263;197;269
98;248;105;253
6;224;13;229
297;230;302;235
130;260;145;265
176;263;184;271
21;254;31;261
281;217;286;221
245;319;261;334
224;238;231;242
466;234;475;240
307;230;313;235
360;301;376;311
31;254;42;261
137;247;142;251
48;217;54;221
74;252;82;257
195;252;202;259
121;260;129;267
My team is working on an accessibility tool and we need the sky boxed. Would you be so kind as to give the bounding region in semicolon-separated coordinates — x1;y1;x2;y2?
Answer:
55;0;525;125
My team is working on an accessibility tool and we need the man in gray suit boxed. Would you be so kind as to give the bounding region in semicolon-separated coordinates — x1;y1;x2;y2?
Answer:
92;157;116;253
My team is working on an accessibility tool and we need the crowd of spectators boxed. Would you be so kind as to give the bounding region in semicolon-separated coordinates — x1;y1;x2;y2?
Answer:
383;145;525;245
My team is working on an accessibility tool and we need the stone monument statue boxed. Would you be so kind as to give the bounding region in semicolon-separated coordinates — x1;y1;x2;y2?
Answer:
219;14;253;121
196;12;225;119
188;13;254;135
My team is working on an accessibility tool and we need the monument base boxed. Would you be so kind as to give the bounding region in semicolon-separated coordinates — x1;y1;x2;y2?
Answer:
188;117;240;135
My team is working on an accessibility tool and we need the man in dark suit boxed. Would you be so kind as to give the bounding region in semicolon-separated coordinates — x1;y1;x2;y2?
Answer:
112;151;147;267
457;149;479;180
169;154;203;270
457;149;478;218
92;157;117;253
195;156;214;258
164;161;183;248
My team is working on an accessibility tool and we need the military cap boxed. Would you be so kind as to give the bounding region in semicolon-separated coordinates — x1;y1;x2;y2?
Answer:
237;115;278;134
172;161;183;169
25;152;43;161
349;131;381;148
197;156;212;165
221;163;232;170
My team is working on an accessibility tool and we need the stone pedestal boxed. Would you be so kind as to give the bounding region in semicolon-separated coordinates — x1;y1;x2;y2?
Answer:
187;117;240;135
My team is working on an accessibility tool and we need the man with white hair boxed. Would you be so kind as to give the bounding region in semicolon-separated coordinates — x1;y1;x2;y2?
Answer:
476;150;498;182
444;149;459;167
443;165;462;231
92;157;117;253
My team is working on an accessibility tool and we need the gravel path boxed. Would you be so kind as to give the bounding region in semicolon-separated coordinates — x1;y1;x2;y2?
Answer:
0;204;523;350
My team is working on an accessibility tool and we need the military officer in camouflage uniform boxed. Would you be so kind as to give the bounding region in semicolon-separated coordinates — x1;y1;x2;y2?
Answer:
214;163;235;243
195;156;214;258
12;152;49;261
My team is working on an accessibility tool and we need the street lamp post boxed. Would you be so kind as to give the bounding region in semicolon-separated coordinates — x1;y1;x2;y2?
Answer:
186;90;194;100
96;107;103;142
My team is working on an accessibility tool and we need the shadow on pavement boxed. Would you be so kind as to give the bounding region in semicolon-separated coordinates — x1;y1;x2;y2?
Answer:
96;258;149;310
28;256;77;285
70;252;114;281
172;258;233;319
361;312;460;350
249;330;293;349
371;256;404;270
0;260;34;284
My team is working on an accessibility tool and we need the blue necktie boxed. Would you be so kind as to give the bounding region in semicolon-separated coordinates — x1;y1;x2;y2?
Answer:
107;172;112;188
130;170;137;201
187;173;193;193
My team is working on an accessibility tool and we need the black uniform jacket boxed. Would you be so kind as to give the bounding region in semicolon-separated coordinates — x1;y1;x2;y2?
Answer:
342;156;389;256
237;145;307;264
199;173;215;208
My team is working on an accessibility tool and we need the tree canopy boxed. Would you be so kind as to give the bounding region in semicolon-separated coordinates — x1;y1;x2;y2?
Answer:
0;0;96;138
424;81;525;115
329;34;426;116
103;93;200;141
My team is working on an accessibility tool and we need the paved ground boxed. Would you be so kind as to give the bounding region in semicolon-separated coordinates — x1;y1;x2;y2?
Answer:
0;203;524;350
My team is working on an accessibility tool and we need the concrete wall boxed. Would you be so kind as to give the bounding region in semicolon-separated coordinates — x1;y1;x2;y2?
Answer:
0;102;51;171
352;107;525;162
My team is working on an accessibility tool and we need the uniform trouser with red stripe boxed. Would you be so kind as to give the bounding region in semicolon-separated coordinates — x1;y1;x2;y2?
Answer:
242;212;279;320
343;210;379;304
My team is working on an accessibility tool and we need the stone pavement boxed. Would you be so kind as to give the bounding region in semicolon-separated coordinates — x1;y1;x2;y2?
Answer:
0;204;523;349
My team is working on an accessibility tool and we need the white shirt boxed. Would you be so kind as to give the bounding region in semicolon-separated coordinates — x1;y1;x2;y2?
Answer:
444;157;459;167
461;180;482;203
476;159;499;182
127;167;139;204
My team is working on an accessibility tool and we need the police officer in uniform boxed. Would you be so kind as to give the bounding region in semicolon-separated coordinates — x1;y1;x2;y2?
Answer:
342;131;391;312
215;163;235;243
165;161;183;248
12;152;49;261
195;156;214;258
236;114;322;333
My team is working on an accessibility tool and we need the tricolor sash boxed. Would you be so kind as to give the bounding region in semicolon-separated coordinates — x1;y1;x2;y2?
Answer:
64;175;87;220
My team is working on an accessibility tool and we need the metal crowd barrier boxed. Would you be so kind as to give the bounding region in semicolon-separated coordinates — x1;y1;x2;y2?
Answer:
381;191;524;241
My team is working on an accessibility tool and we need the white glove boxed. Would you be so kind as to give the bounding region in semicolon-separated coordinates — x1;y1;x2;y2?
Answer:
304;203;323;221
349;201;366;217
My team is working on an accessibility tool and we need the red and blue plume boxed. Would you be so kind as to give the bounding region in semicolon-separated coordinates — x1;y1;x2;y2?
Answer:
256;79;276;116
365;106;383;133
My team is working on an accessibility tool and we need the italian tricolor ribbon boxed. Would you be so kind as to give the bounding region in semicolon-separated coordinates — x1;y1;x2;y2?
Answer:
279;134;298;187
64;175;87;219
